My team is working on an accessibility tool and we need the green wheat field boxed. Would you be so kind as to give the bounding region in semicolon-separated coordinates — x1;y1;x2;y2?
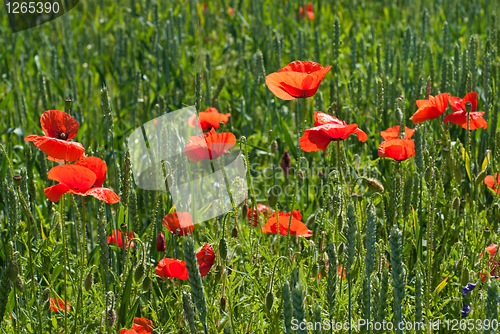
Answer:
1;0;500;333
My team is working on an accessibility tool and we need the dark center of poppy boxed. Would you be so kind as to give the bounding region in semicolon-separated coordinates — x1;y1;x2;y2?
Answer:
74;188;79;190
56;130;69;140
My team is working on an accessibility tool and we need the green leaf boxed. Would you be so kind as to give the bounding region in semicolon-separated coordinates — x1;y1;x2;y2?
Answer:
433;275;449;294
118;268;134;326
462;148;471;181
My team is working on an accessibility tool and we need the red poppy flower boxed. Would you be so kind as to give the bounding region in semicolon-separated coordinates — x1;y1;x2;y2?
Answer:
184;128;236;162
299;3;315;20
479;244;499;282
155;258;189;280
120;318;153;334
262;210;313;237
378;138;415;161
265;61;331;100
484;173;500;194
228;7;235;17
196;243;215;277
25;110;85;162
247;204;273;227
162;212;195;236
188;107;231;131
300;112;367;153
312;266;346;280
156;231;166;252
44;157;120;204
409;93;449;124
49;298;71;312
336;266;347;280
444;92;487;130
380;125;415;140
107;230;135;249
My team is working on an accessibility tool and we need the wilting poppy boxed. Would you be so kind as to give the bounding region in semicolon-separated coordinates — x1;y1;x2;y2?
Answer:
380;125;415;140
444;92;487;130
299;3;315;20
479;244;499;282
156;231;166;252
162;212;195;236
120;317;153;334
188;107;231;131
155;258;188;280
280;151;292;177
50;298;71;313
265;61;331;100
107;230;135;249
484;174;500;194
25;110;85;162
184;128;236;163
44;157;120;204
196;243;215;277
300;112;367;153
409;93;449;124
247;204;273;227
378;139;415;161
262;210;313;237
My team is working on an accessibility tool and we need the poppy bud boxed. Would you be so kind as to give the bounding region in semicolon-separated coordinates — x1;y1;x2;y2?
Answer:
231;226;238;238
311;263;319;278
156;231;166;252
267;186;279;208
14;276;24;291
280;151;292;177
306;214;316;226
42;288;51;311
12;174;22;187
318;171;324;177
142;276;152;291
242;202;249;218
396;108;404;125
7;260;19;283
134;262;145;283
475;169;487;186
454;166;462;183
363;177;385;193
84;272;93;292
452;197;460;210
424;166;432;184
270;140;278;153
265;291;274;311
455;258;463;273
215;265;224;281
219;238;228;260
106;309;118;328
298;169;305;182
120;222;128;233
220;296;227;312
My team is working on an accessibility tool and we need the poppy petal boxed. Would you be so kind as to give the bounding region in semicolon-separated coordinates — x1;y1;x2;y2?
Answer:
84;187;121;204
314;112;343;126
74;157;107;187
409;93;449;124
25;136;85;162
444;111;487;130
48;165;96;190
378;139;415;161
380;125;415;140
40;110;80;140
44;184;71;202
354;128;368;142
265;72;306;100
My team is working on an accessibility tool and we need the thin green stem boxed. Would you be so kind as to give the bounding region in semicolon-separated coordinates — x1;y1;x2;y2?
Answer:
286;97;306;255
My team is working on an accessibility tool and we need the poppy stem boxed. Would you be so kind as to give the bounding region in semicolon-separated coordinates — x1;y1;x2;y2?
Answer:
16;185;42;332
348;271;352;334
286;97;306;253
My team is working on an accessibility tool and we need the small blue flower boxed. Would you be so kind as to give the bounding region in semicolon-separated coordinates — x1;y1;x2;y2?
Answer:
462;283;477;295
460;304;471;318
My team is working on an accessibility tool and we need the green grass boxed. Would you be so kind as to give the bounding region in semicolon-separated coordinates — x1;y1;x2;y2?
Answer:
1;0;500;332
